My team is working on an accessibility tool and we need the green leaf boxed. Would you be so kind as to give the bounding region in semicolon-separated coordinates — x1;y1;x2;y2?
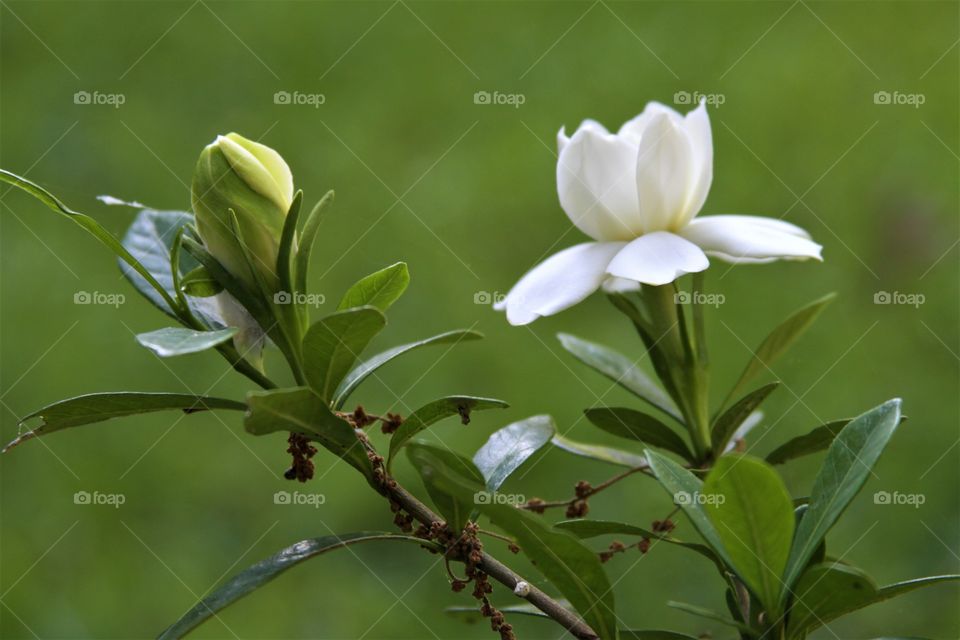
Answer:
585;407;693;460
723;293;835;408
446;602;561;621
158;532;438;640
180;265;223;297
302;307;386;401
667;601;754;634
294;190;334;297
420;453;618;640
781;399;903;596
244;388;372;480
4;392;245;451
644;449;735;570
406;442;486;532
786;563;959;638
703;454;795;613
337;262;410;312
119;208;198;317
766;419;850;465
473;415;555;491
620;631;700;640
711;382;779;453
135;327;238;357
551;434;647;469
276;190;303;296
333;329;483;409
387;396;510;468
557;333;682;422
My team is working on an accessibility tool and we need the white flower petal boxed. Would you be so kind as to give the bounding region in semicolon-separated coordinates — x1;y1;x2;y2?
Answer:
606;231;709;285
557;126;643;241
500;242;626;325
679;101;713;226
680;215;823;264
617;102;683;144
601;276;641;294
558;119;608;155
635;113;697;232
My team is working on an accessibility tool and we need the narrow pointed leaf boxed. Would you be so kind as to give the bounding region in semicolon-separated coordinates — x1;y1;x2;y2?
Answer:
337;262;410;312
387;396;510;468
302;307;386;401
136;327;238;357
446;602;561;621
276;190;303;295
585;407;692;460
667;601;754;634
703;454;794;613
551;434;647;469
294;190;333;296
557;333;681;421
620;632;700;640
244;387;372;480
406;442;485;532
180;265;223;297
4;392;245;451
158;532;439;639
766;420;850;465
781;399;903;595
473;415;555;491
724;293;835;407
711;382;779;453
333;329;483;409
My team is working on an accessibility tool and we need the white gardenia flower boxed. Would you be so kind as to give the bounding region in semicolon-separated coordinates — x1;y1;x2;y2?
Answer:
497;101;823;326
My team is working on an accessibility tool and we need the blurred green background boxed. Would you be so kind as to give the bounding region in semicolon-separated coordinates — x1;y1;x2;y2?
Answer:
1;1;957;638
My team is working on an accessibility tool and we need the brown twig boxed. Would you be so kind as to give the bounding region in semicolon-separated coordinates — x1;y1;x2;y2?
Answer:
519;464;651;513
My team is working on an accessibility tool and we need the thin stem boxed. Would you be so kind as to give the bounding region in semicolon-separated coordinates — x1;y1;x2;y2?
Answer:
518;464;651;511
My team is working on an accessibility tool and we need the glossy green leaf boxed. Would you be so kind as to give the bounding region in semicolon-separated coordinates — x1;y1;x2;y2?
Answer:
180;265;224;297
473;415;555;491
387;396;510;468
420;452;618;640
766;419;852;465
276;190;303;296
703;454;795;613
158;532;438;639
294;190;334;296
136;327;238;357
781;399;903;596
557;333;681;422
723;293;835;407
644;449;735;570
244;387;372;480
711;382;779;453
4;392;245;452
786;562;959;638
446;602;560;621
337;262;410;312
406;442;485;532
302;307;386;401
585;407;692;460
333;329;483;409
551;434;647;469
